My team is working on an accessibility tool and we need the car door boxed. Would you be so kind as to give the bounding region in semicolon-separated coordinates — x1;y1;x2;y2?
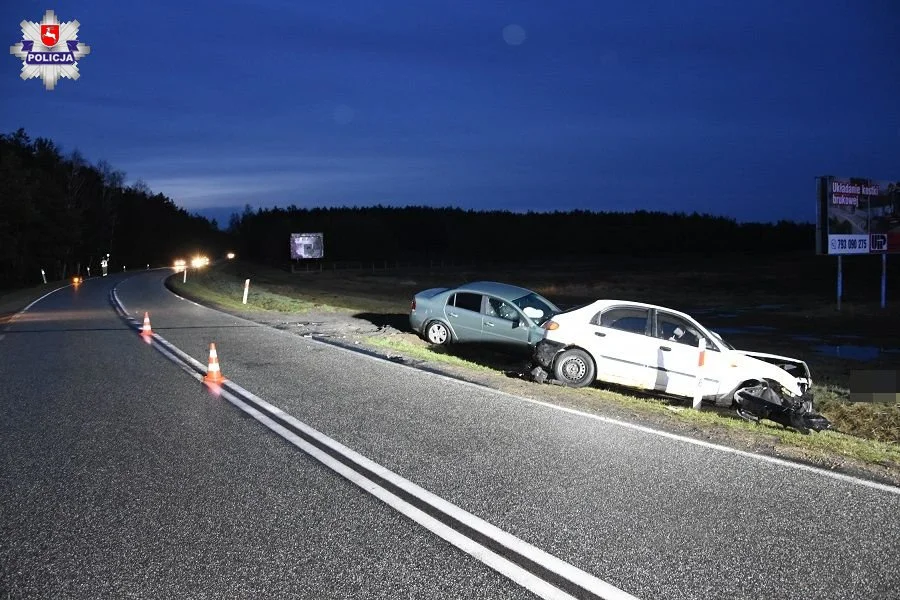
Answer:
481;295;533;346
587;306;658;390
443;292;484;341
651;311;721;398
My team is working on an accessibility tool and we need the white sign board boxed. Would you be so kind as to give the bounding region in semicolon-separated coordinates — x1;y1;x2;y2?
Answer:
290;233;324;259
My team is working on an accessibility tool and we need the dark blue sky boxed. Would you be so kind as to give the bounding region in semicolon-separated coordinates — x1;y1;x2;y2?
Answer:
3;0;899;224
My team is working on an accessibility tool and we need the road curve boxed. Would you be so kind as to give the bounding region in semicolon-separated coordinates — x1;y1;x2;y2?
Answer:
0;272;530;599
3;270;899;599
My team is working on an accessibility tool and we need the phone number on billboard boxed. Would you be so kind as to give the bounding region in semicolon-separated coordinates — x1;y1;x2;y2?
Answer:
828;235;870;254
831;238;867;251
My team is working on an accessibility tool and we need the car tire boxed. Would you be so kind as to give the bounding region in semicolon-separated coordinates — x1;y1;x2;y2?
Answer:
553;348;595;388
424;320;451;346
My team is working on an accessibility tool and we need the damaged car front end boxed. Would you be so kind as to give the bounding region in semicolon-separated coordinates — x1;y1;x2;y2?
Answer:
530;339;566;384
720;352;830;433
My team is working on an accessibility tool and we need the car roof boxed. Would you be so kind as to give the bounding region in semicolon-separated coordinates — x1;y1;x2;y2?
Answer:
573;299;694;320
457;281;535;298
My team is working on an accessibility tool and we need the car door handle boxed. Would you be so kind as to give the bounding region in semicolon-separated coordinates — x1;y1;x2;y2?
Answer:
594;332;605;337
659;346;671;351
448;312;458;318
485;321;495;327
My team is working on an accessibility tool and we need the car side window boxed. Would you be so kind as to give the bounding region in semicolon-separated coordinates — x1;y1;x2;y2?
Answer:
452;292;482;313
484;296;519;321
594;308;650;335
656;312;707;347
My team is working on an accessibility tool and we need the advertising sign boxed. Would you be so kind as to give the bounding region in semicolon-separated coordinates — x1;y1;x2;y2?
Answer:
817;176;900;255
290;233;324;259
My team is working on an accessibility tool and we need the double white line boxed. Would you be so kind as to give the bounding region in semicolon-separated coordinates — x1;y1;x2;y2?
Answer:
110;287;640;600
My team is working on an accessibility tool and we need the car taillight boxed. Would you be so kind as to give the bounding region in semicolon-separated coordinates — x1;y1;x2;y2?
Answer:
411;299;416;311
543;321;559;330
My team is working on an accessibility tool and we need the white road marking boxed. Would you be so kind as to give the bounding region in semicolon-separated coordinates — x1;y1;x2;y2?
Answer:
1;283;72;337
167;288;202;307
216;384;610;600
19;284;72;313
112;281;639;600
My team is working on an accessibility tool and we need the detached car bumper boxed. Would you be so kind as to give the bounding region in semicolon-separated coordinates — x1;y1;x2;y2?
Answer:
734;381;830;433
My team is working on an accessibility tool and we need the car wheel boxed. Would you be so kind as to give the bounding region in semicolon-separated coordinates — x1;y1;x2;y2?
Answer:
553;348;595;388
425;320;450;345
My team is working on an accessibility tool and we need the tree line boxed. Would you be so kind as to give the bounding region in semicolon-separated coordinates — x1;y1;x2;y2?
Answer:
0;129;226;289
1;126;818;290
228;205;815;266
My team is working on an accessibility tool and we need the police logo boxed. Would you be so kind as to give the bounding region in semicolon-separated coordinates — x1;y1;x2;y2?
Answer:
9;10;91;90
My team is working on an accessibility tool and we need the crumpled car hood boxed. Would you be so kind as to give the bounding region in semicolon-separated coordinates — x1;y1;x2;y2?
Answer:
726;350;807;396
736;350;811;378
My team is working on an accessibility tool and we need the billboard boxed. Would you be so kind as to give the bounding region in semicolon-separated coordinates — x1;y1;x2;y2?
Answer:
290;232;324;259
817;176;900;255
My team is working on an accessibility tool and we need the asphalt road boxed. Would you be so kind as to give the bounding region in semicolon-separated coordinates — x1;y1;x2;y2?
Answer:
3;270;899;599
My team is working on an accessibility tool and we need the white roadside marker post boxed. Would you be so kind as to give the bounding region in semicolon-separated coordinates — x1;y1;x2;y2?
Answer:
40;269;47;284
242;279;250;304
183;267;187;283
692;337;706;410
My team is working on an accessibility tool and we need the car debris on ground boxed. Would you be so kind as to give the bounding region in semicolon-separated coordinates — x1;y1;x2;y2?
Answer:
733;380;831;433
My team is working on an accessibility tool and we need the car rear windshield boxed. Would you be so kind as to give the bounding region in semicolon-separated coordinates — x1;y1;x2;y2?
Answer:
512;292;558;324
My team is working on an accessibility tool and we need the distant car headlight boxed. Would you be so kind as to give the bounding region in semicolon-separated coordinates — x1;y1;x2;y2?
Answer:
174;259;186;267
226;252;235;260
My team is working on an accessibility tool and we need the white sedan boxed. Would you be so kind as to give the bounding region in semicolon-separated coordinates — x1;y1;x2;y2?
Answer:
531;300;812;408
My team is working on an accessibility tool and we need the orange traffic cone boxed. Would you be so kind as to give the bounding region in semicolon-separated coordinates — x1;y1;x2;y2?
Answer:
141;312;152;337
203;343;225;384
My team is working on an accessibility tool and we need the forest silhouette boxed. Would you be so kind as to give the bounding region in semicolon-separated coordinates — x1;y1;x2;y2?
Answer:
2;128;815;288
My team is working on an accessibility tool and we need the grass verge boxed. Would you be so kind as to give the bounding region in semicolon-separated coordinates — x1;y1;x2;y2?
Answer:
366;336;495;373
168;267;346;313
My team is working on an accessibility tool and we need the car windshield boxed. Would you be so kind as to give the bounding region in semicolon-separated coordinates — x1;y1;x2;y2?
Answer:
710;330;736;350
512;292;559;325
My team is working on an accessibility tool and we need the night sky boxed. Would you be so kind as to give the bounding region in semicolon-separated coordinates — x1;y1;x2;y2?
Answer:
3;1;899;225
